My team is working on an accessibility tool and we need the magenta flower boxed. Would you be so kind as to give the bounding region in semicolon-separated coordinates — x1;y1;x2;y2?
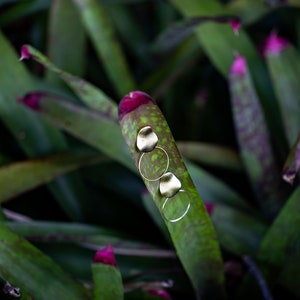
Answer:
230;20;241;35
118;90;153;121
204;203;215;215
147;289;171;299
18;92;44;111
19;45;31;61
263;31;289;56
93;244;118;267
230;54;247;76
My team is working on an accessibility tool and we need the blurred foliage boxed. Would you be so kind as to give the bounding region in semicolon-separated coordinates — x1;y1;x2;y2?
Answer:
0;0;299;299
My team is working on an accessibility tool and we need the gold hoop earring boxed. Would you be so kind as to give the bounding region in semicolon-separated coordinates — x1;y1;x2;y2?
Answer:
161;190;191;223
138;147;170;181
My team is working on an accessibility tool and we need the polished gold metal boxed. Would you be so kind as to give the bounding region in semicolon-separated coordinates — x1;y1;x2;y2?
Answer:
159;172;182;198
136;126;158;152
162;189;190;222
138;146;169;181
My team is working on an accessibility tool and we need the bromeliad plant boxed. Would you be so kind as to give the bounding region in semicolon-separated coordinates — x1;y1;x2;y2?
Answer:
0;1;300;299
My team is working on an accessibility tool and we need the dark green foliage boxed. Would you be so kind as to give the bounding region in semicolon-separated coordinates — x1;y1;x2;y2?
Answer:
0;1;299;299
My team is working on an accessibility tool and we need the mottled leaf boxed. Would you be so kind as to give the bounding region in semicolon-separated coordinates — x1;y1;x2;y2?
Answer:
118;91;225;300
229;54;282;218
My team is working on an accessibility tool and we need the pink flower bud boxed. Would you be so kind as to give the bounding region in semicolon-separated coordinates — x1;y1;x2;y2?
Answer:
263;31;289;56
118;91;153;121
93;244;117;267
204;202;215;215
19;45;31;61
230;20;241;35
18;92;44;111
230;54;247;76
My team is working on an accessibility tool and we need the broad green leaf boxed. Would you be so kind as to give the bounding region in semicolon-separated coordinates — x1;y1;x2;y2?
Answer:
239;185;300;299
72;0;136;96
22;45;117;119
118;91;226;299
257;186;300;283
278;250;300;298
0;222;91;300
0;153;101;203
19;92;134;171
6;220;169;252
265;39;300;146
0;31;89;221
177;141;242;171
46;0;86;84
92;263;124;300
229;54;283;217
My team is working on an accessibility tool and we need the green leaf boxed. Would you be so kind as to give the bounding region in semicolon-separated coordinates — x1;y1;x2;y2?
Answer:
211;204;267;256
0;153;101;203
257;186;300;283
22;45;117;118
46;0;86;84
0;222;91;300
6;220;169;255
239;185;300;299
177;141;243;171
169;0;285;144
72;0;136;96
278;250;300;298
265;40;300;146
228;55;283;218
186;161;256;215
153;15;239;53
0;31;89;221
19;92;134;171
118;91;226;299
225;0;270;25
92;263;124;300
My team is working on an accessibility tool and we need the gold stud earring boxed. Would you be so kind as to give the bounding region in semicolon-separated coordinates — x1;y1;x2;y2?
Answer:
136;126;169;182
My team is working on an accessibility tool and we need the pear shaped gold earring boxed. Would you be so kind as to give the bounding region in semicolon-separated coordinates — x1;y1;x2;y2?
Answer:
136;126;169;182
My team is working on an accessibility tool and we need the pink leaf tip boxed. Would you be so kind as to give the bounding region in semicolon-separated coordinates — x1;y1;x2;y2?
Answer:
263;32;289;56
147;289;171;299
19;45;31;61
230;20;241;35
93;244;117;267
231;54;247;75
118;91;154;121
204;202;215;215
18;92;44;110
